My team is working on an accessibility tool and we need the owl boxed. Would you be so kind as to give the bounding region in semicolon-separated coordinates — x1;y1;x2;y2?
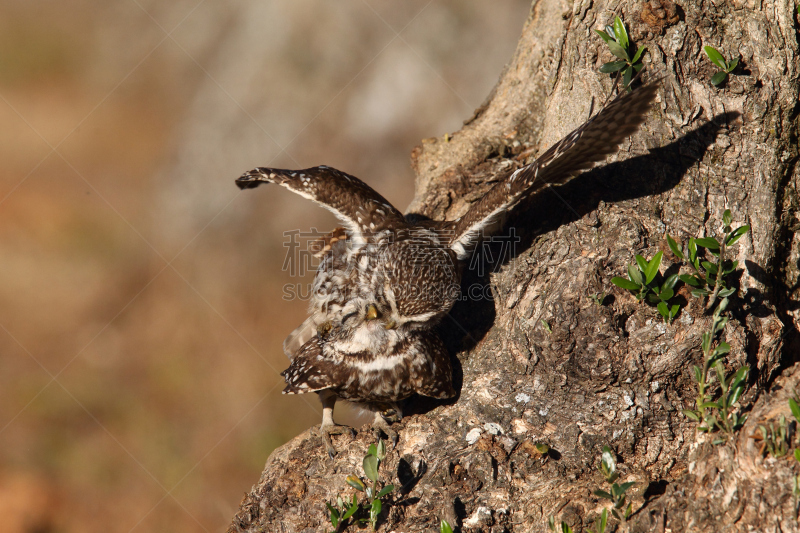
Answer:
236;81;659;457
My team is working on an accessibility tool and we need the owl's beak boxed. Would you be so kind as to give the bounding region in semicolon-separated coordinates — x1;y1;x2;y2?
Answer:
365;304;379;321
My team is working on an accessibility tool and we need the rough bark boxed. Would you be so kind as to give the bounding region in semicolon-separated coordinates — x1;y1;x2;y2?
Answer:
229;1;800;531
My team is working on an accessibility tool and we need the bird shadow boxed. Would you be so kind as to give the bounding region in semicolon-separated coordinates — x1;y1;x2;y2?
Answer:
406;111;738;416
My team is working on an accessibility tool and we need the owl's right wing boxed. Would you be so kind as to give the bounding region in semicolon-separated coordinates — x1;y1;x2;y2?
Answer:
448;81;660;260
236;166;407;244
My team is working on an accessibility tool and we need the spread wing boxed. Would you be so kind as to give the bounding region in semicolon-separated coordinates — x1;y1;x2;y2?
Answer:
236;165;407;244
448;81;660;260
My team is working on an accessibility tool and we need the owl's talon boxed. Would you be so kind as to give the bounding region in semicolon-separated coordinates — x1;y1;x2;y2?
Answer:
320;423;355;459
372;415;399;449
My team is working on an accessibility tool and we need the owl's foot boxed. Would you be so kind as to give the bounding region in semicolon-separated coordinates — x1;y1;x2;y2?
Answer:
320;423;355;459
371;405;402;449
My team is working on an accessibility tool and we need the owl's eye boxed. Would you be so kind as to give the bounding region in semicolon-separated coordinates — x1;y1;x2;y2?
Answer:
342;311;358;323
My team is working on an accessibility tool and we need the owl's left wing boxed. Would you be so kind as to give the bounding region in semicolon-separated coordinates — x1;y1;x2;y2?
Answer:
448;81;659;260
236;166;407;243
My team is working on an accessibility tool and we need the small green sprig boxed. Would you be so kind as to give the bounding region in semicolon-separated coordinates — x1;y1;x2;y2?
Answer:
595;16;647;89
752;415;790;458
440;520;454;533
547;517;574;533
594;446;634;522
327;440;395;532
703;45;739;86
611;251;681;323
611;251;663;302
668;209;750;310
682;298;749;443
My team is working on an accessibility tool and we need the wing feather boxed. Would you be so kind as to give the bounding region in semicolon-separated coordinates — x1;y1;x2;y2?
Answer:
449;81;660;259
236;166;407;243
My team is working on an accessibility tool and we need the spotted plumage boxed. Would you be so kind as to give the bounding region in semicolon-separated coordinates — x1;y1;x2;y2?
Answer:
236;81;659;457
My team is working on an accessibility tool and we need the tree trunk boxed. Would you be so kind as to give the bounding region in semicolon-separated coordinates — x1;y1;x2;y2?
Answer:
228;1;800;531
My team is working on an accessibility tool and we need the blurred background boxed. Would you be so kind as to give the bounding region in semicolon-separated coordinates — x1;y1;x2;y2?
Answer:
0;0;529;531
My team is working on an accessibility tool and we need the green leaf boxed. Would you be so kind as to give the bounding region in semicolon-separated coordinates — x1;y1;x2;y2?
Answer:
613;16;629;50
688;238;698;261
795;448;800;463
718;288;735;298
657;301;669;319
535;442;551;454
598;508;608;533
670;304;680;317
728;382;746;406
635;255;648;275
595;29;614;43
790;398;800;423
612;276;641;291
441;520;454;533
663;273;680;290
562;522;574;533
594;489;613;500
723;259;739;274
645;251;663;284
695;237;720;250
726;225;750;246
327;503;340;527
711;71;728;86
691;288;710;298
607;40;630;60
683;409;701;421
363;455;379;483
713;342;731;356
632;45;646;63
723;209;732;226
628;263;644;286
600;60;627;73
701;261;718;275
660;287;675;301
342;497;359;520
618;481;635;493
601;446;616;473
700;401;722;410
726;57;739;72
730;365;749;389
704;45;728;70
376;485;394;498
692;365;703;383
667;235;684;259
370;498;382;519
679;274;702;287
377;439;386;460
622;65;633;90
367;443;377;457
346;475;366;492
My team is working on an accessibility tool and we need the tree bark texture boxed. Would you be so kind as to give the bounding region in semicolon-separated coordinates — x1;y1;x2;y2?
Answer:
229;1;800;531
